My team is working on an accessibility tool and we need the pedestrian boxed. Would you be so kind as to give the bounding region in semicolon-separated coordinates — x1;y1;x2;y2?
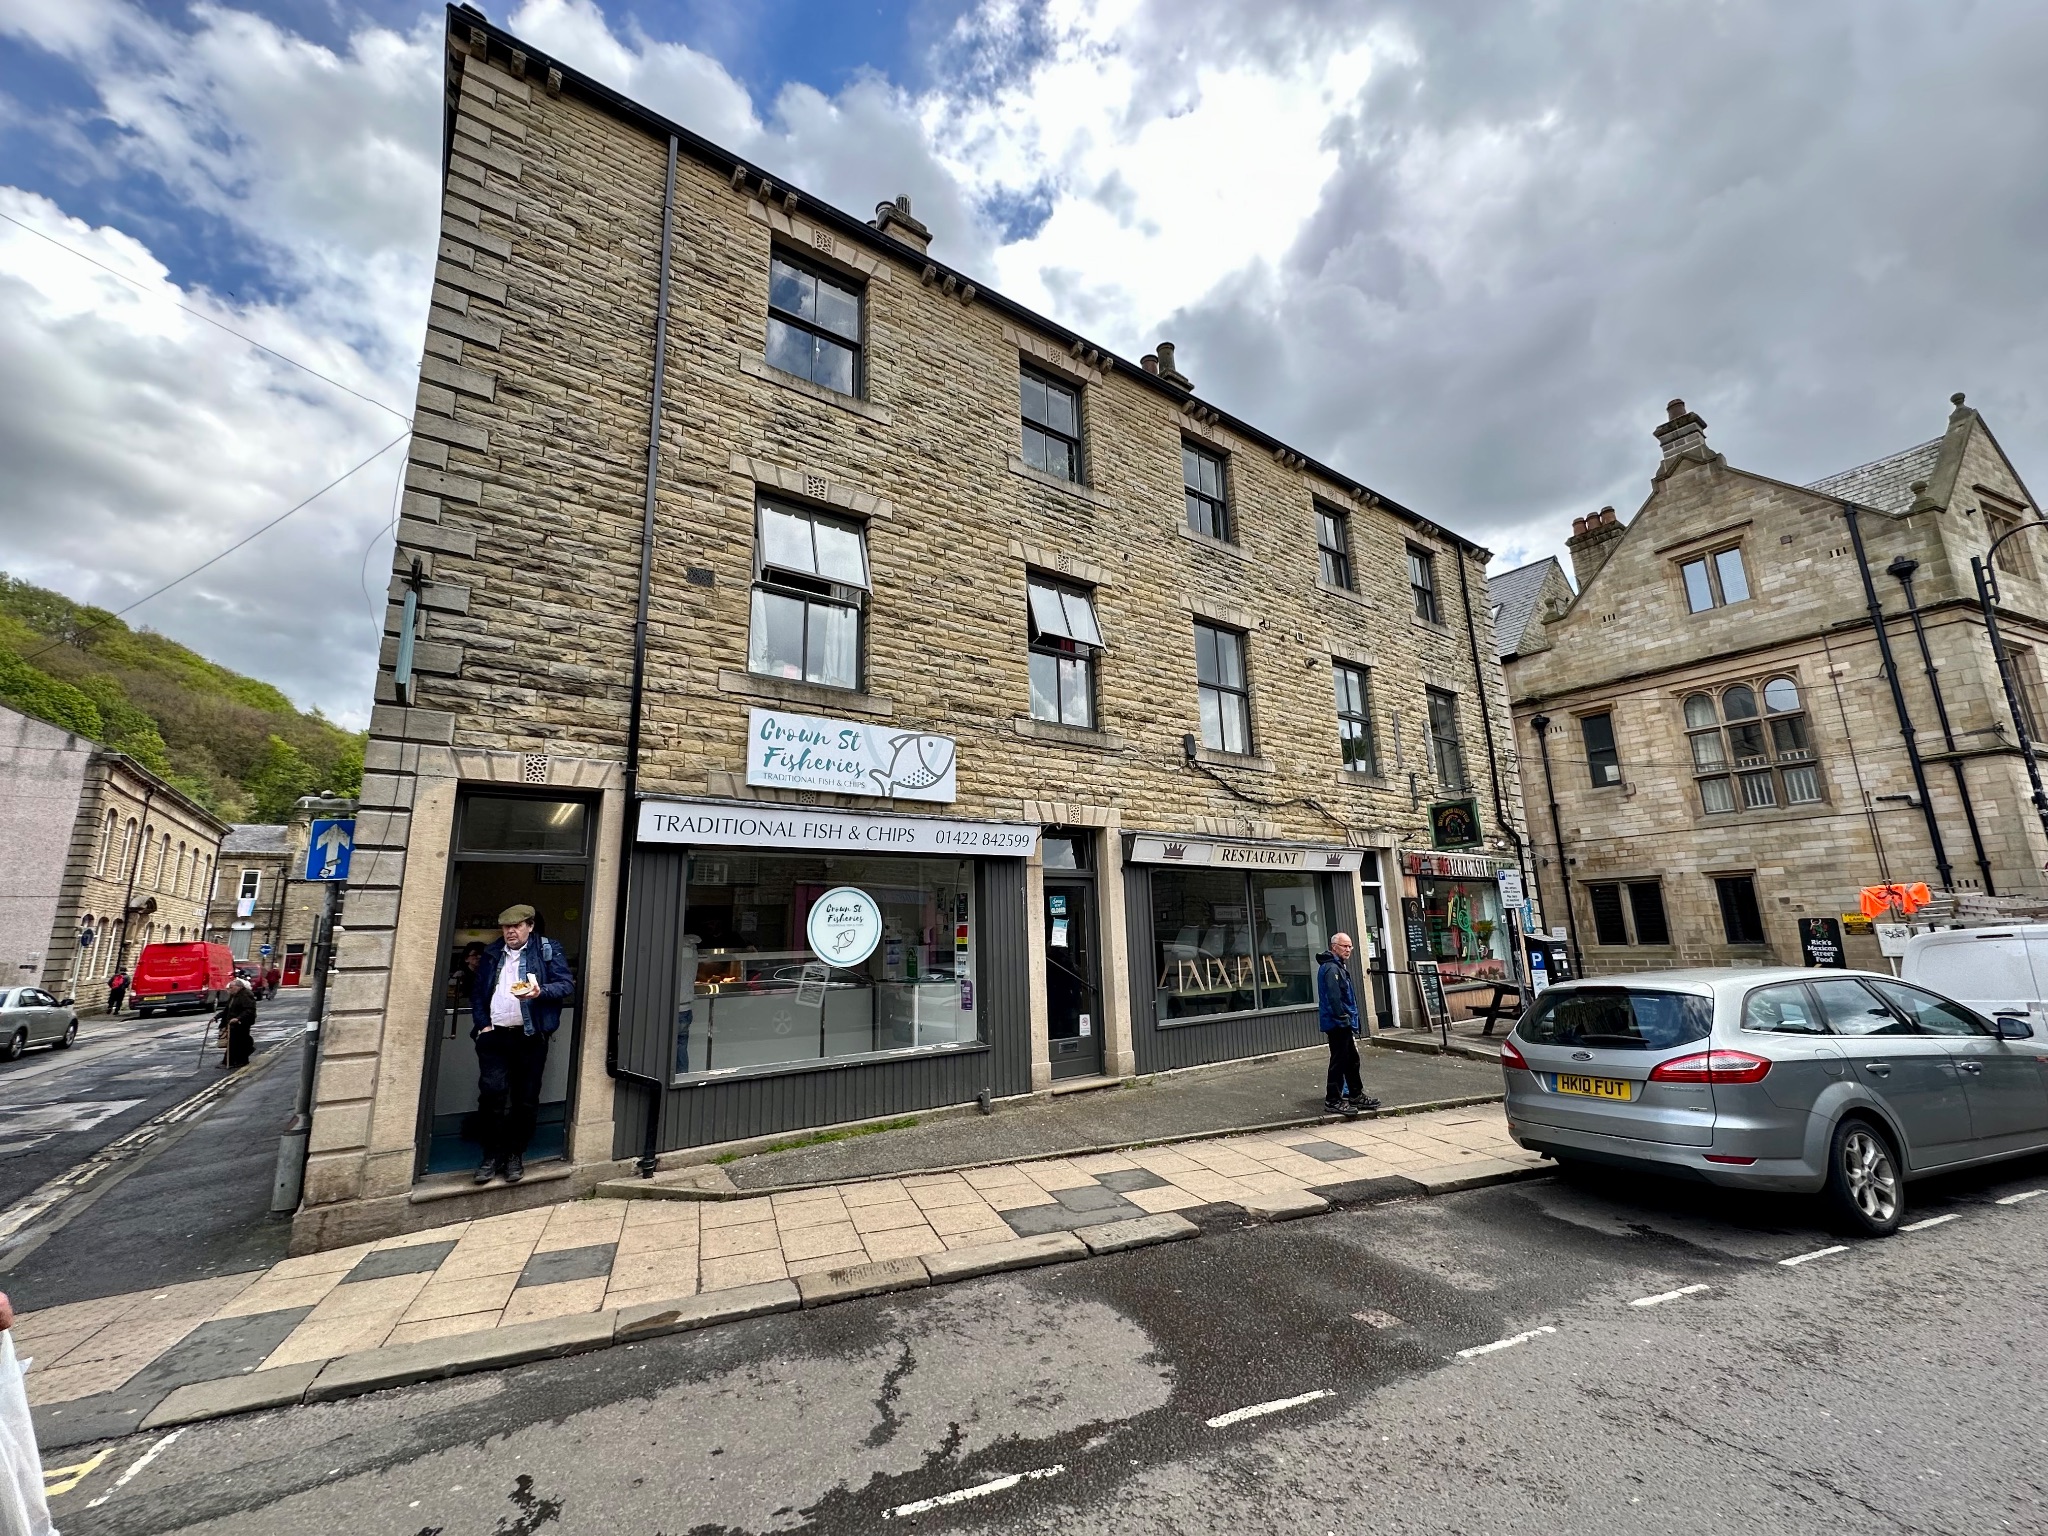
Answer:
216;975;257;1069
469;904;573;1186
1318;933;1380;1117
106;969;128;1016
265;964;282;998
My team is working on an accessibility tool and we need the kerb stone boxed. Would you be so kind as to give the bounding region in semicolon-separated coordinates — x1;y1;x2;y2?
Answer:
795;1256;930;1307
304;1312;616;1403
1074;1213;1200;1255
615;1280;800;1341
923;1232;1086;1283
140;1362;323;1431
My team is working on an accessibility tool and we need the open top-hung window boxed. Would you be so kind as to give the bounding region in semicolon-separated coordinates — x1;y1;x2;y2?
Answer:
765;253;862;395
1027;576;1102;727
749;499;869;690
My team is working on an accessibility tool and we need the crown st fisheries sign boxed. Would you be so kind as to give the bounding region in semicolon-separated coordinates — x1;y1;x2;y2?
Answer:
746;707;957;803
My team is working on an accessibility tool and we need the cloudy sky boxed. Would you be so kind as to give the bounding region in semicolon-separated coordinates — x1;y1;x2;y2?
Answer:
3;0;2045;727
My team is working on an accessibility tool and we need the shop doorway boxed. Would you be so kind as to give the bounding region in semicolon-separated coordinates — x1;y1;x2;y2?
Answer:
1358;879;1393;1030
1041;830;1102;1081
418;793;592;1178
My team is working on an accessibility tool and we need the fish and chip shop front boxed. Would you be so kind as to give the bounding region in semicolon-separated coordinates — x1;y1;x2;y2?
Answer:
611;799;1040;1157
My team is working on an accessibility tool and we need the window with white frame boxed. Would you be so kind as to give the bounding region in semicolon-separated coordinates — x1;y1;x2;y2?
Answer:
1685;676;1821;813
748;498;869;690
1026;576;1102;728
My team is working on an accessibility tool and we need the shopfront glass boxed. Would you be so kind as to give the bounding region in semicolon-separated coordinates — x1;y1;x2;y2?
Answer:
676;852;978;1077
1152;867;1335;1021
1417;873;1510;984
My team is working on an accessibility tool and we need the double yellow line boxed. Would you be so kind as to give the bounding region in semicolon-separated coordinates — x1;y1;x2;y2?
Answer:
42;1446;109;1497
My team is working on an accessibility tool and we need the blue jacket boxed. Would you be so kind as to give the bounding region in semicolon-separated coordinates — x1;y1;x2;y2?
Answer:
470;936;574;1039
1316;951;1358;1033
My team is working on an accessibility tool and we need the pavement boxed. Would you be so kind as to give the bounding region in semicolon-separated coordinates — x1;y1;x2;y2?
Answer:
1374;1012;1508;1061
36;1139;2048;1533
13;1096;1539;1452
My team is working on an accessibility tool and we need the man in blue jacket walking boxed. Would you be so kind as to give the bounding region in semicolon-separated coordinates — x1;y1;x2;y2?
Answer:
469;903;575;1185
1317;933;1379;1117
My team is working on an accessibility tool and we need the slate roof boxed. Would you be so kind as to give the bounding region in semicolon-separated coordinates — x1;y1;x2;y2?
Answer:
1805;438;1943;514
221;824;292;856
1488;558;1568;659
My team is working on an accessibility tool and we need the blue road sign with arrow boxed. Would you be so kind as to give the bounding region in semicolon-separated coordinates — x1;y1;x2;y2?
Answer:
306;819;356;882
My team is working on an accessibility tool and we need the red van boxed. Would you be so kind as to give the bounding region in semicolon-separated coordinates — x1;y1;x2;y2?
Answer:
130;943;236;1016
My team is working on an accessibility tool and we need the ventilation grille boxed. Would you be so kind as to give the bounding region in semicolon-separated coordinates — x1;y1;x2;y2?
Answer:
521;753;549;785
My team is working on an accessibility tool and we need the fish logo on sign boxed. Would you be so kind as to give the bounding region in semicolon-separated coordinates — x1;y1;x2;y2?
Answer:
870;732;956;797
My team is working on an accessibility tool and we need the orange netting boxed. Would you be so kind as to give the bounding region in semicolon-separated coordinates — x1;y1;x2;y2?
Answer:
1858;882;1931;918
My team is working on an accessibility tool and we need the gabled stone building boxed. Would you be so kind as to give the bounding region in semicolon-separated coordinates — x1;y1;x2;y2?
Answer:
294;7;1527;1249
1507;394;2048;974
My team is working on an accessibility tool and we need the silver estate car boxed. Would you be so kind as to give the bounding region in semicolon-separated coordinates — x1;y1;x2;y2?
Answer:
0;986;80;1060
1501;968;2048;1235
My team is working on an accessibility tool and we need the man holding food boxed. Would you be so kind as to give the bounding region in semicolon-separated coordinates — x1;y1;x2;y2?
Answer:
469;903;575;1186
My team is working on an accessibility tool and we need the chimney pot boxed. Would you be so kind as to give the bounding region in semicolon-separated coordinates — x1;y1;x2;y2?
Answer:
1951;392;1967;407
1153;339;1192;389
1566;504;1629;590
1572;516;1588;536
1141;354;1160;375
871;194;931;254
1666;398;1687;421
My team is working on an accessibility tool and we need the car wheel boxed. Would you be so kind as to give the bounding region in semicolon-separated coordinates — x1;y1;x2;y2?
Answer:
57;1020;77;1049
1825;1116;1903;1237
3;1030;23;1062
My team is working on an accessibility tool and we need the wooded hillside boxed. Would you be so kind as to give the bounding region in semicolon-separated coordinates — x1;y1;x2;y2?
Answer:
0;572;363;820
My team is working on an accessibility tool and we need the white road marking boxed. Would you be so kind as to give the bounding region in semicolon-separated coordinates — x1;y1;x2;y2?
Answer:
1900;1213;1960;1232
1456;1326;1557;1360
1630;1284;1710;1308
1996;1190;2044;1206
1778;1245;1848;1267
882;1465;1064;1519
1205;1389;1336;1428
85;1429;183;1508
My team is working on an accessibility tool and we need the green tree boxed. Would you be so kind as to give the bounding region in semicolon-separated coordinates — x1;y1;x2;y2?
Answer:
74;675;172;775
0;649;103;737
246;734;317;821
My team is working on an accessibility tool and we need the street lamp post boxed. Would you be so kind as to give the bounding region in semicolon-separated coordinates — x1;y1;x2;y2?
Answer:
1971;537;2048;856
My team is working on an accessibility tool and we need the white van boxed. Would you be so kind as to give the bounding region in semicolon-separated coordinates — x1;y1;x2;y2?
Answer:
1900;926;2048;1027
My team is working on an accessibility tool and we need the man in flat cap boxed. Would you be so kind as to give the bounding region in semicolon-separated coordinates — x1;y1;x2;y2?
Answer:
469;903;574;1185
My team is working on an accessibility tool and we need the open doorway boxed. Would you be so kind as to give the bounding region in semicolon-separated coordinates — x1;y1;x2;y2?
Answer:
418;793;593;1178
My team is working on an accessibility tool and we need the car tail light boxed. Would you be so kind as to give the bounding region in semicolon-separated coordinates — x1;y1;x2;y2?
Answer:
1499;1039;1529;1071
1704;1154;1758;1165
1649;1050;1772;1085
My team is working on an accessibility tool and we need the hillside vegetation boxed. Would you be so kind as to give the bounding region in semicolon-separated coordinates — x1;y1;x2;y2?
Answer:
0;572;363;821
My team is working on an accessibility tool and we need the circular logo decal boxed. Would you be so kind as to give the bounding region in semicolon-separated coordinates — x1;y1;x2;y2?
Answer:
806;886;883;968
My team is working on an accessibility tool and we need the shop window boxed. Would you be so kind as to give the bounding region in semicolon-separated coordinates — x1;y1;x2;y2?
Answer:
1194;622;1251;754
1715;875;1766;944
1333;662;1377;774
1027;576;1102;728
1409;546;1440;623
748;498;868;691
1426;687;1467;790
765;252;861;395
1679;545;1750;612
1581;711;1621;787
1414;872;1510;983
1020;368;1082;482
458;796;589;856
1585;880;1669;946
1685;676;1820;813
1152;866;1334;1022
1316;505;1353;590
1183;442;1230;541
677;853;979;1076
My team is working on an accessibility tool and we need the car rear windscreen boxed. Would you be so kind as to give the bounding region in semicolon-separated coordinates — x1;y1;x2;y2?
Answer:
1518;988;1712;1051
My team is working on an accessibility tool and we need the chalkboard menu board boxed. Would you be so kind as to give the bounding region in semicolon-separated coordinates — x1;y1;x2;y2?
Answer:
1414;960;1450;1035
1401;897;1429;962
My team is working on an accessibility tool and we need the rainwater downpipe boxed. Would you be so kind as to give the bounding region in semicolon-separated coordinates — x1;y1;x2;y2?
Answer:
1844;504;1954;890
1527;713;1583;976
1453;551;1533;918
604;134;679;1178
1887;556;1995;894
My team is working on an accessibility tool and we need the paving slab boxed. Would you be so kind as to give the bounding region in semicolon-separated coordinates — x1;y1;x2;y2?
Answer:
794;1256;930;1308
1237;1189;1331;1220
614;1280;801;1341
140;1361;324;1430
304;1312;617;1403
1074;1213;1201;1255
923;1232;1088;1283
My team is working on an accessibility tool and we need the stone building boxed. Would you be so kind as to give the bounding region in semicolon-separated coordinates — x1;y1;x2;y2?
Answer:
294;9;1527;1248
0;701;227;1011
203;796;357;986
1507;394;2048;975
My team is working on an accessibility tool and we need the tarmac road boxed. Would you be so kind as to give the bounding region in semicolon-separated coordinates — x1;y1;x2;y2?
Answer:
48;1147;2048;1534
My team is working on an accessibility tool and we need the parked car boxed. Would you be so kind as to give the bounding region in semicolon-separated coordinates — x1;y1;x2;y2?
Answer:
1500;967;2048;1236
1902;925;2048;1029
0;987;80;1059
129;942;236;1016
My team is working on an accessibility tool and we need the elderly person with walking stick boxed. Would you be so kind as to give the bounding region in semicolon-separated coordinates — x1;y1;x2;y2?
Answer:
215;975;257;1070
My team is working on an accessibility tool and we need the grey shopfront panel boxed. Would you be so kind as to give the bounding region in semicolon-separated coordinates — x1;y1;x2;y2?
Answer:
613;845;1033;1157
1124;862;1362;1076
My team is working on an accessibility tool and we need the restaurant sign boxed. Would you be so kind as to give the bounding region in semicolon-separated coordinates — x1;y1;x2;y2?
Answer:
1428;797;1484;851
745;707;957;803
1129;836;1366;872
1403;850;1508;879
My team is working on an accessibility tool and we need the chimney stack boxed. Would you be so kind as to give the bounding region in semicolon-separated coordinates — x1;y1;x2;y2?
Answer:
870;194;930;255
1567;505;1627;590
1653;397;1710;462
1152;340;1191;390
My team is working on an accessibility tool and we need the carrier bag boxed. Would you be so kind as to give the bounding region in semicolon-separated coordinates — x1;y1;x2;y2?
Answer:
0;1332;55;1536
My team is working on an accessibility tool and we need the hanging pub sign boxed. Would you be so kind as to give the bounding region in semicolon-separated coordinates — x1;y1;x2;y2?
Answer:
1428;797;1484;851
1798;917;1847;969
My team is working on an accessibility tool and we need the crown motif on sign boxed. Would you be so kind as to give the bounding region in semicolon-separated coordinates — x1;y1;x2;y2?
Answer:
1161;842;1187;859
